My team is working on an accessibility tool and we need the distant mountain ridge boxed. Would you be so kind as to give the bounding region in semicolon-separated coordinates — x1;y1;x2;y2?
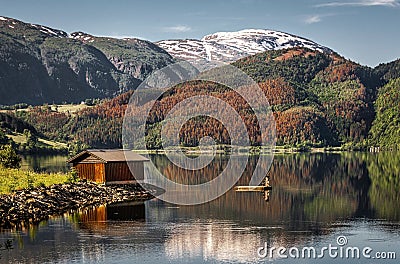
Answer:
157;29;332;62
0;16;174;105
0;15;399;149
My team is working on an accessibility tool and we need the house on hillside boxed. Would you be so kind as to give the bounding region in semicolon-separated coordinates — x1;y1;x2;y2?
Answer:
67;149;148;184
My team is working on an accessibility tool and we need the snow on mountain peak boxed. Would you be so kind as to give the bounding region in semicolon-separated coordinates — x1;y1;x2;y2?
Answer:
157;29;332;62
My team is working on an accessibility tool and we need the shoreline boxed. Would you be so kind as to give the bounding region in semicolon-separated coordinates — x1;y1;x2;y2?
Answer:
0;182;157;229
130;146;374;155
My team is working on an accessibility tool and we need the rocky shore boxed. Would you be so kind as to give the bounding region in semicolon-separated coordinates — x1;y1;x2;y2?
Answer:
0;181;157;229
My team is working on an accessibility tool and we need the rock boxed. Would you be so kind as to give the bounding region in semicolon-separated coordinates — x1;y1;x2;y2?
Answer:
0;182;155;229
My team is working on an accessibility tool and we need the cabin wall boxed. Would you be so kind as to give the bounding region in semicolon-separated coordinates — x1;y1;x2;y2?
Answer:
129;162;144;181
104;162;144;182
74;163;105;183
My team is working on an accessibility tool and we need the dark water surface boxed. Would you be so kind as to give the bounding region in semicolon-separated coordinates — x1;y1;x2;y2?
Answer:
1;152;399;263
20;154;70;173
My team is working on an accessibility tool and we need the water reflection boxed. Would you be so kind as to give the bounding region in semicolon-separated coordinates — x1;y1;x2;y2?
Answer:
148;152;394;223
163;220;263;263
368;152;400;220
77;202;146;231
20;154;70;173
1;152;399;263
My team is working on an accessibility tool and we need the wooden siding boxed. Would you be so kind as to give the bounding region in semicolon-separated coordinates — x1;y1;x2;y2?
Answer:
74;163;105;183
95;163;105;182
104;162;144;182
72;160;144;184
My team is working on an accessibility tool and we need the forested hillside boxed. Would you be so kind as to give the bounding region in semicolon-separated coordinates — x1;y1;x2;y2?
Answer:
369;78;400;149
8;47;399;150
233;48;381;146
368;59;400;149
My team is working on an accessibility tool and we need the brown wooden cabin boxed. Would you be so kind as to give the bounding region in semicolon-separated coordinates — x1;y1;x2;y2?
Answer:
67;149;149;184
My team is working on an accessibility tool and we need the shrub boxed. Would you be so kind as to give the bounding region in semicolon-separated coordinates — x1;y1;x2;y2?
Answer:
0;145;21;169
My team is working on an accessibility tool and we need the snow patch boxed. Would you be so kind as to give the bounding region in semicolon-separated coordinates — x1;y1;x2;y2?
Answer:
34;25;67;38
70;32;95;41
0;16;7;21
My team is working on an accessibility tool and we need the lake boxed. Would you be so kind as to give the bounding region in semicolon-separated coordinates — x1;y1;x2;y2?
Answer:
20;154;71;173
1;152;399;263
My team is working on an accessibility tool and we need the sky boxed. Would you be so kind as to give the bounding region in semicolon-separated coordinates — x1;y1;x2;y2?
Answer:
1;0;399;66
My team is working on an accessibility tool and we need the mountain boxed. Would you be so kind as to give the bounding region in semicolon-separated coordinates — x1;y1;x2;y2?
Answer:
157;29;332;62
1;16;398;150
0;16;174;105
70;32;174;80
13;47;386;150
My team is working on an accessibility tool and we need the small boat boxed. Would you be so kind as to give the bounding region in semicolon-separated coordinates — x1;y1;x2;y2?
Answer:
234;176;272;192
234;185;272;192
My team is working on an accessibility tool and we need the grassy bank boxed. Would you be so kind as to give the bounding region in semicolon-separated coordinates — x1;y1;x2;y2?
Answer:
0;168;69;194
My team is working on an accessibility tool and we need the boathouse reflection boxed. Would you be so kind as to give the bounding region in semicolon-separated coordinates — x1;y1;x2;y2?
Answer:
77;202;146;230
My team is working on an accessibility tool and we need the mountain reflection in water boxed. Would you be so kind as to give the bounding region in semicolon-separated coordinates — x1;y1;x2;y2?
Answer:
1;152;399;263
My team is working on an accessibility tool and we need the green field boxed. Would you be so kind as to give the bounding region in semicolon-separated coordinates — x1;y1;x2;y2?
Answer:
6;132;67;150
0;168;70;194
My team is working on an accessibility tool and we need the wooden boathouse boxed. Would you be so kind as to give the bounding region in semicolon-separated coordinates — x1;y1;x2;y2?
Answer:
67;149;149;184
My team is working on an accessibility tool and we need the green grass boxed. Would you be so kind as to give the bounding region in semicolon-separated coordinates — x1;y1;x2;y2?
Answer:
0;167;70;194
6;132;67;149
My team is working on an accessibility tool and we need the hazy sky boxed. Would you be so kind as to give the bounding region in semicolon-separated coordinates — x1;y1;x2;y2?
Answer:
1;0;399;66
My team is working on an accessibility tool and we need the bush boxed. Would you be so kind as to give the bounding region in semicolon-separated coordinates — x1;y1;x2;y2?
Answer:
67;168;79;183
0;145;21;169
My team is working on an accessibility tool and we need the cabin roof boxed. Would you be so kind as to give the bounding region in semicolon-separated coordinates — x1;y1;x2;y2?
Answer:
67;149;149;163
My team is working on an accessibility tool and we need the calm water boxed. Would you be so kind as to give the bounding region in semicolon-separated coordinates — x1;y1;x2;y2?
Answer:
20;154;71;173
1;152;400;263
